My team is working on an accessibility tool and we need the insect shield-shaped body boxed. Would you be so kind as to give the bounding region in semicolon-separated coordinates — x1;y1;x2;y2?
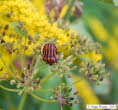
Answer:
42;43;59;66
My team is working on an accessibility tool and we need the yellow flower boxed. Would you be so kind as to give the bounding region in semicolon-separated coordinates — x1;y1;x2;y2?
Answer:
88;18;109;41
113;25;118;37
73;75;102;110
32;0;45;14
60;4;68;18
104;38;118;69
81;51;102;64
0;48;13;79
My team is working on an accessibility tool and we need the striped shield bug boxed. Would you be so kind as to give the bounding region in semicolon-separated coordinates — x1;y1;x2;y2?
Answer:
42;43;59;65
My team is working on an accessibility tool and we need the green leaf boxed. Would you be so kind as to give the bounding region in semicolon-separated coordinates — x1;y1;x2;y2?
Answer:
97;0;118;7
97;0;113;4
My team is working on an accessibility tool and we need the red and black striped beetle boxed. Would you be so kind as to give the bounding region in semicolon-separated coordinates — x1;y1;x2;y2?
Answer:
42;43;59;66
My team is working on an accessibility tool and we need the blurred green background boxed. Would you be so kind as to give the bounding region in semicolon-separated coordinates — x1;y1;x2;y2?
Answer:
0;0;118;110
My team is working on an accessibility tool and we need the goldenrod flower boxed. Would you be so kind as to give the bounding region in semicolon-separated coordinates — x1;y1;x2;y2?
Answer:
0;0;70;55
81;51;102;64
32;0;46;14
0;48;13;79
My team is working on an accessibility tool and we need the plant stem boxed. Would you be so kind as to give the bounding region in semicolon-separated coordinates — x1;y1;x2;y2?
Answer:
31;55;40;79
63;0;76;20
0;85;20;92
39;78;83;92
61;106;63;110
62;78;83;89
40;72;56;85
30;93;57;103
30;55;37;75
18;93;27;110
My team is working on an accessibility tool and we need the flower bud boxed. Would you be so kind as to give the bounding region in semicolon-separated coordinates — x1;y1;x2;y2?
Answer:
58;85;61;89
17;83;22;88
60;53;64;59
61;83;65;86
70;97;74;100
62;43;68;46
37;85;42;91
66;55;73;61
97;82;103;86
74;100;80;104
67;73;72;78
79;68;86;73
10;80;16;85
18;91;23;96
89;68;94;73
67;61;73;66
63;66;70;72
91;75;98;80
80;62;86;68
60;73;63;77
101;64;105;68
49;96;53;100
29;87;34;92
71;66;77;70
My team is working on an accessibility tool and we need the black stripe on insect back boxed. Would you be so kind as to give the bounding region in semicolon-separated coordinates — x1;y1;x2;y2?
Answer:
50;43;53;57
48;43;51;61
46;43;49;57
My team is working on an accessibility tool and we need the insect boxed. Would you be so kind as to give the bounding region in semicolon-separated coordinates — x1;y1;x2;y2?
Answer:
42;43;59;66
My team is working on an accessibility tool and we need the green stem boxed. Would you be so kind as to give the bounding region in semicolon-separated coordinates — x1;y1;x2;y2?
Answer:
31;56;40;78
39;78;83;92
30;93;57;103
30;55;37;75
18;93;27;110
62;78;83;89
40;72;56;85
63;0;76;20
61;106;63;110
0;85;20;92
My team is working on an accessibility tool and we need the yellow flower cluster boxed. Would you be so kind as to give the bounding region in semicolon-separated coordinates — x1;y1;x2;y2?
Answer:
0;0;70;53
82;51;102;64
32;0;68;19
